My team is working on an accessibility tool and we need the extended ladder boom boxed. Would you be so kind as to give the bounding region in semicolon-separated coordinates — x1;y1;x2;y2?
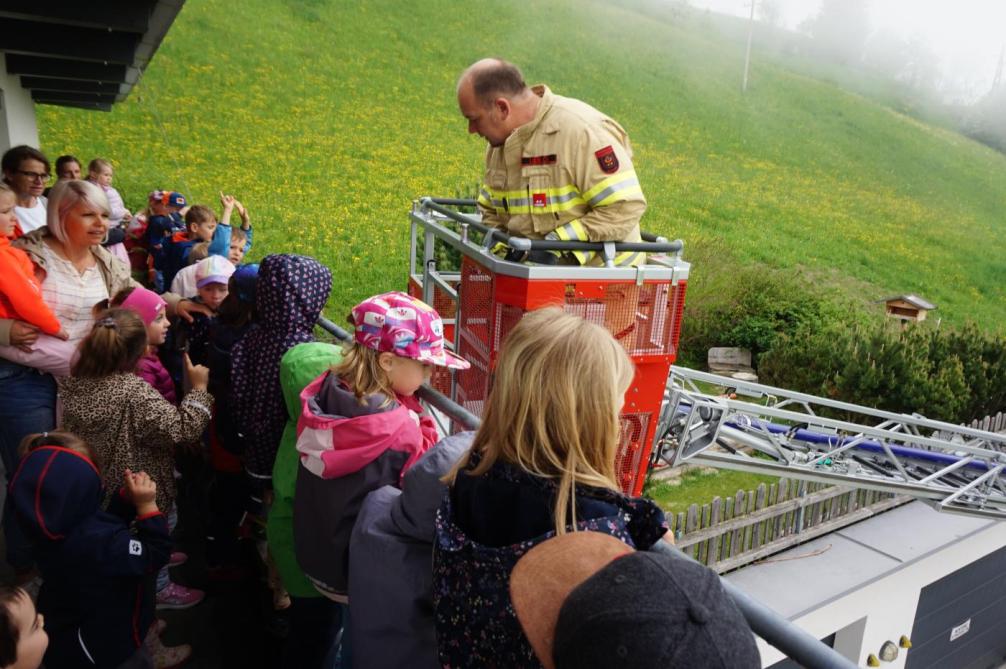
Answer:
656;367;1006;520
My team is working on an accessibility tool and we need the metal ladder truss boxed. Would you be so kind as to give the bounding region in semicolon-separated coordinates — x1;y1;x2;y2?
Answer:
656;366;1006;520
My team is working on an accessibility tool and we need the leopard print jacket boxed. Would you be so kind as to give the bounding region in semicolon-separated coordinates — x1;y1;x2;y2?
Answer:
58;373;213;512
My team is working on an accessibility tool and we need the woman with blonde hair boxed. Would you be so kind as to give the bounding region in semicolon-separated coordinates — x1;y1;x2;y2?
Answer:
432;307;669;668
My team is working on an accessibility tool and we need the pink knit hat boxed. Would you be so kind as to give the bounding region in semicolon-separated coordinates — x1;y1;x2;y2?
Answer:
351;291;469;370
120;286;167;326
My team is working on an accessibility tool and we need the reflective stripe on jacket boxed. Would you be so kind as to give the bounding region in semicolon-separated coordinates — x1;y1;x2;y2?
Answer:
477;85;647;266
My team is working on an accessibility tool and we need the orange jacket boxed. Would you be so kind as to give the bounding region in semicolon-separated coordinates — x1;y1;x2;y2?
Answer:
0;235;61;335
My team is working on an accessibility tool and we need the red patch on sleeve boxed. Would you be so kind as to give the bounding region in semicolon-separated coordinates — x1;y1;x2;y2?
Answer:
595;145;619;174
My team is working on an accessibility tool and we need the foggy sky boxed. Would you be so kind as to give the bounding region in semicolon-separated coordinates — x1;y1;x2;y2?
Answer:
687;0;1005;102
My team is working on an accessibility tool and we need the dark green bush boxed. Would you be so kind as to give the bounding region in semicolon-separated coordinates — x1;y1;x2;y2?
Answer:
759;319;1006;424
676;246;1006;423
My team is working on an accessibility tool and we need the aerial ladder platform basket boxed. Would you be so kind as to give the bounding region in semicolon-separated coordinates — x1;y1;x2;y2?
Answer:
407;197;689;496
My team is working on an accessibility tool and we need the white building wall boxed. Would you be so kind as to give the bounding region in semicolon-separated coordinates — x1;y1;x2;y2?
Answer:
0;53;39;152
755;519;1006;667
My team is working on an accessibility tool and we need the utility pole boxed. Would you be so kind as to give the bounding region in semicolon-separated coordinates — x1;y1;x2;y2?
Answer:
992;42;1005;93
742;0;756;93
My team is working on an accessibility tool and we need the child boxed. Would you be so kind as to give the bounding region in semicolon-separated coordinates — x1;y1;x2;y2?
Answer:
267;342;344;667
169;241;211;298
208;264;259;452
145;190;187;291
86;159;131;227
145;190;187;247
57;308;212;611
204;264;258;573
224;195;253;262
161;205;221;290
433;307;669;668
86;159;130;267
228;226;250;265
0;585;48;669
231;254;332;507
104;286;175;403
0;182;67;344
293;293;467;633
162;255;234;396
8;431;172;668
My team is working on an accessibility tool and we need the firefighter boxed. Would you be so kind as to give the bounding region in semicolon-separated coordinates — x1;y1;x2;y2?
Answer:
457;58;647;267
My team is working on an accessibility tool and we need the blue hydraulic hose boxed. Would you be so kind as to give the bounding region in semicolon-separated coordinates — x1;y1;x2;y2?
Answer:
726;417;991;471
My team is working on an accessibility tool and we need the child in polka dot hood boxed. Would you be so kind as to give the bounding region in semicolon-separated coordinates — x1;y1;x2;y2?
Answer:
294;291;468;603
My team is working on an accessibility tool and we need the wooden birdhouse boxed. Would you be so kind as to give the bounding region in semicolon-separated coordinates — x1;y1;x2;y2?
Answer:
880;295;936;324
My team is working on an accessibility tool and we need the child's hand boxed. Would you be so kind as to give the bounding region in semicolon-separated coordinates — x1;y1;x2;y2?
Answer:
10;321;39;353
220;192;236;211
124;469;158;515
184;352;210;391
122;210;133;222
55;327;69;341
235;200;246;216
235;201;250;227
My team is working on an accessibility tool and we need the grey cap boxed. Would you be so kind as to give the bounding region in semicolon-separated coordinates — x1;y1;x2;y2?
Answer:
553;550;761;668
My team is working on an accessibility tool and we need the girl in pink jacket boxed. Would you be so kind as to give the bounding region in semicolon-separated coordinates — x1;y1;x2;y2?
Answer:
293;291;469;609
106;286;175;403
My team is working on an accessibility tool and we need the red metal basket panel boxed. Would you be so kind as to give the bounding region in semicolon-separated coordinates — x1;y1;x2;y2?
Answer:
420;255;688;493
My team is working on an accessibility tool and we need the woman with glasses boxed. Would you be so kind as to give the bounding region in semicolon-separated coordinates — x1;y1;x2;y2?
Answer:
1;145;50;236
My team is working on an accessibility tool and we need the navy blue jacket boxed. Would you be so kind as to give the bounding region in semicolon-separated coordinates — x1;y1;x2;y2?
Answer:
160;295;215;398
9;447;171;669
147;213;185;271
207;319;254;455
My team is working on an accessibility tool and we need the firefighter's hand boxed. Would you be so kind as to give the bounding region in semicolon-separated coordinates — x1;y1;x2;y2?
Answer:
490;241;509;257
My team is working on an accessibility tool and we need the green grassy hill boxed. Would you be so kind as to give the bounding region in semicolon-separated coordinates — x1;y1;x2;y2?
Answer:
38;0;1006;328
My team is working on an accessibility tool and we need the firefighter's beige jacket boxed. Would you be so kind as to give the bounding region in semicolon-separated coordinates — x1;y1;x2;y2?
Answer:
477;85;647;266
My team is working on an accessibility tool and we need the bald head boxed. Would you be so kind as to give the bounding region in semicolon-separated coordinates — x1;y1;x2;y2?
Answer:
458;58;529;107
457;58;539;147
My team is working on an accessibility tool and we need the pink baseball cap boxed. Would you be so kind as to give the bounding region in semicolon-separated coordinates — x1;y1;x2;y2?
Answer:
351;291;469;370
120;286;167;326
196;255;235;289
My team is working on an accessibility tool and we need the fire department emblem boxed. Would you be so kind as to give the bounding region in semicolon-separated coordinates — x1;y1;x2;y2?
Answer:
595;145;618;174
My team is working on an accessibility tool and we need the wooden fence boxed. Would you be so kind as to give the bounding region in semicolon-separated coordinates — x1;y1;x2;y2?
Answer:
967;412;1006;433
671;480;909;573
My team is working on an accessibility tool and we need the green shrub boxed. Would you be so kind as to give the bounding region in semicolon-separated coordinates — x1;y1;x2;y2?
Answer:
678;257;859;368
759;319;1006;424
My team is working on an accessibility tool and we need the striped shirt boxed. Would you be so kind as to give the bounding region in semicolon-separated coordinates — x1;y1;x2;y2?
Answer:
39;242;109;345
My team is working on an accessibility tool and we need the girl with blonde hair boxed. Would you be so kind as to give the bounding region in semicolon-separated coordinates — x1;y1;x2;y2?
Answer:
433;307;669;668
